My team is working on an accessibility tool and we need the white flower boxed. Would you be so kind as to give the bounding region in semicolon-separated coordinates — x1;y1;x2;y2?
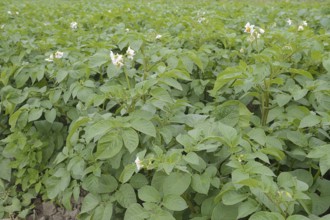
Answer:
55;51;64;59
259;28;265;34
156;34;162;39
302;20;308;26
239;48;244;53
198;17;206;23
7;11;12;15
15;11;19;15
108;9;112;13
45;54;54;62
125;28;129;32
287;18;292;26
110;51;124;68
70;21;78;30
135;157;143;171
1;24;5;29
126;46;135;60
298;25;304;31
244;22;255;34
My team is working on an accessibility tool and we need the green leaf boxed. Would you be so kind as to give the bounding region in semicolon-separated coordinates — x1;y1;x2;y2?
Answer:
116;184;137;208
66;117;90;147
299;114;321;128
122;128;139;153
124;203;149;220
323;57;330;73
320;154;330;176
138;185;161;203
159;77;183;91
275;94;291;107
28;108;43;122
249;211;285;220
191;173;211;195
222;191;248;206
211;203;238;220
289;68;313;79
82;174;118;194
287;131;308;147
260;147;285;161
120;164;137;183
245;161;275;176
286;215;310;220
56;69;68;83
131;118;156;137
89;50;109;68
150;87;173;103
183;152;200;166
96;134;123;160
45;108;56;123
211;67;244;96
80;193;100;214
248;128;266;146
162;194;188;211
130;173;148;189
163;172;191;195
237;199;259;219
0;159;11;182
93;203;113;220
218;122;238;147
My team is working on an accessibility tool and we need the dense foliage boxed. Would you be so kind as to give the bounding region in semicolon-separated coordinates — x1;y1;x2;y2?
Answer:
1;0;330;219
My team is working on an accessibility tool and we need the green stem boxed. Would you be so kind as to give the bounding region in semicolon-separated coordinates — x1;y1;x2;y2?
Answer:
124;70;131;90
313;169;321;182
261;80;270;126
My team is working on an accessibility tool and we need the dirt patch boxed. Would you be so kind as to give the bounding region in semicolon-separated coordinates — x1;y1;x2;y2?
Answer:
26;199;79;220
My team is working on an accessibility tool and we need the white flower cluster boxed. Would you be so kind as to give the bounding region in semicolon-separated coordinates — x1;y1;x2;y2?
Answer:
135;157;144;171
287;18;308;31
244;22;265;41
45;51;64;62
70;21;78;30
110;46;135;68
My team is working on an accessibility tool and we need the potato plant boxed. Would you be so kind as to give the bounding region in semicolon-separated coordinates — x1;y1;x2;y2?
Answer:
1;0;330;219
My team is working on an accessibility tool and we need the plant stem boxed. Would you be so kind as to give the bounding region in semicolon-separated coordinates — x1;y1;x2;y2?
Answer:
124;70;131;90
261;79;270;126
